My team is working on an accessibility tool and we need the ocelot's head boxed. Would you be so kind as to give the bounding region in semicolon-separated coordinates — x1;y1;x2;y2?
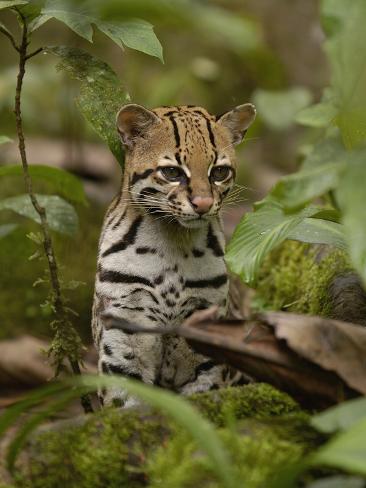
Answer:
117;103;256;228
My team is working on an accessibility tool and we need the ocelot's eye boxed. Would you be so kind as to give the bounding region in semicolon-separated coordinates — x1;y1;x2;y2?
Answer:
210;166;232;182
159;166;185;182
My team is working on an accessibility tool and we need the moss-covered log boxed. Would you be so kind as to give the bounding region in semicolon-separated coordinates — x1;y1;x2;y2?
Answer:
255;241;366;325
12;384;321;488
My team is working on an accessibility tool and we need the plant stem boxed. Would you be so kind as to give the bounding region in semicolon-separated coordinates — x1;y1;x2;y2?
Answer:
0;25;20;51
12;16;93;414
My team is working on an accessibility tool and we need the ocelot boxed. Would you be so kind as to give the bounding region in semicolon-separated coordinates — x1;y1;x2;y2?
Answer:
92;103;256;407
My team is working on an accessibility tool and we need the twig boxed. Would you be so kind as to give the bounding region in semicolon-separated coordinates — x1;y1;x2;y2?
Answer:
13;17;93;414
0;25;20;51
25;47;44;60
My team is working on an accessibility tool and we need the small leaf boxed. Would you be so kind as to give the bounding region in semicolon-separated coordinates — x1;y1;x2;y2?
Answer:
252;87;312;131
0;164;87;205
0;0;28;10
296;101;338;128
0;135;13;145
311;417;366;475
0;194;78;236
225;202;319;285
97;20;163;62
0;223;17;238
312;397;366;434
47;46;128;166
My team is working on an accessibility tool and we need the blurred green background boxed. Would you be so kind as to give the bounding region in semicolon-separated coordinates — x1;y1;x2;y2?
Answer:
0;0;329;342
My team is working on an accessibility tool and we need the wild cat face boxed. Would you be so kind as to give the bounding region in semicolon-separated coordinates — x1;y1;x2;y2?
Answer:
117;103;256;228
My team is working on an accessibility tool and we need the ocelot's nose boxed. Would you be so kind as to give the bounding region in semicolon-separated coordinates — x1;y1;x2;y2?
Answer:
190;196;214;215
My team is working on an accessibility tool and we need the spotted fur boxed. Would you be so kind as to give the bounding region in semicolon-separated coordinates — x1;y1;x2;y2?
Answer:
92;103;256;407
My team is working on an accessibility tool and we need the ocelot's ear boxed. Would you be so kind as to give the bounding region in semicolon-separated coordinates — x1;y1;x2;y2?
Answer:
116;104;161;148
216;103;256;145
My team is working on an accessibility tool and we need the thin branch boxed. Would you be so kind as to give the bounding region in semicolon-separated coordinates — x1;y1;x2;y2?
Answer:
13;20;93;414
25;46;44;60
0;25;20;51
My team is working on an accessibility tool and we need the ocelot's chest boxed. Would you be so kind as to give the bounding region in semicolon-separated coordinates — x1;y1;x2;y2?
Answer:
98;213;229;326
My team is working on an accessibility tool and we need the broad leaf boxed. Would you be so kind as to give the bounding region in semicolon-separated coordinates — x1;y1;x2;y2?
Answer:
97;20;163;62
296;101;338;128
306;476;365;488
225;203;319;285
0;135;13;145
301;134;346;171
336;150;366;286
47;46;128;166
287;218;347;250
30;0;163;61
0;223;17;238
0;194;78;236
323;0;366;148
0;164;87;205
252;87;312;131
271;162;345;209
0;0;28;10
30;0;93;39
312;397;366;434
311;417;366;474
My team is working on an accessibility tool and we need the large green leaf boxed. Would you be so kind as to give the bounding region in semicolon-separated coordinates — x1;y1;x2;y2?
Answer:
296;101;338;128
0;0;28;10
322;0;366;148
0;165;87;205
0;194;78;235
287;218;347;250
300;134;346;171
336;150;366;286
271;162;345;209
47;46;128;166
97;20;163;62
252;87;312;131
29;0;163;61
312;397;366;434
225;203;319;285
311;417;366;475
8;165;86;204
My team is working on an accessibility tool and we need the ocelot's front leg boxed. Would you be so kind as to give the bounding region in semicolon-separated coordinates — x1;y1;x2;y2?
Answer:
98;318;162;408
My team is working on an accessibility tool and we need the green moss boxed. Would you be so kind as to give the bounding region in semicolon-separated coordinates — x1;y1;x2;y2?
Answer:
254;241;351;316
14;384;319;488
20;409;164;488
147;419;311;488
190;383;304;426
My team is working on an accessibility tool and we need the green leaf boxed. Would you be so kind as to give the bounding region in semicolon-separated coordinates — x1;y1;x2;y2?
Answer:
0;223;17;238
312;397;366;434
301;134;346;171
47;46;128;166
336;149;366;286
296;101;338;128
225;202;319;285
311;417;366;475
97;20;163;62
271;162;345;209
0;135;13;145
323;0;366;148
0;165;87;205
0;194;78;236
287;218;347;250
306;476;366;488
0;0;28;10
252;87;312;131
30;0;93;39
